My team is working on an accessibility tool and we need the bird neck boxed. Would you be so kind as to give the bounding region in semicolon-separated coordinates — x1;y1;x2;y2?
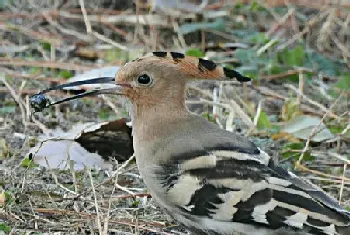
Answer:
132;98;189;141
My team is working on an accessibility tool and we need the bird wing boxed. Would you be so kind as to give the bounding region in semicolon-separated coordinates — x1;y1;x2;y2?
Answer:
154;145;350;235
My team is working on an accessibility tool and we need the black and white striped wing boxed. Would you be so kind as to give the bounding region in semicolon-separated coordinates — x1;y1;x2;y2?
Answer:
157;148;350;235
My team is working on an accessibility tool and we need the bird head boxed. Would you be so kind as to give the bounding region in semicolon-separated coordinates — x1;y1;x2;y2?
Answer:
30;52;250;111
113;52;251;105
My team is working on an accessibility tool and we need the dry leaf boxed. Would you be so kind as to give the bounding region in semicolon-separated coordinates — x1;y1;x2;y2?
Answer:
30;140;111;170
281;115;334;142
27;119;133;170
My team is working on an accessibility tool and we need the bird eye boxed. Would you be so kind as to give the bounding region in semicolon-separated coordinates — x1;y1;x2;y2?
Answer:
137;74;153;86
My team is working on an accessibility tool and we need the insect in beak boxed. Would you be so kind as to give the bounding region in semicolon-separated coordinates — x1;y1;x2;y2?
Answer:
30;76;126;112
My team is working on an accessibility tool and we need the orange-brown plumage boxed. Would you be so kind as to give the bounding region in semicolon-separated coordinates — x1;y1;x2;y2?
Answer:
115;51;250;106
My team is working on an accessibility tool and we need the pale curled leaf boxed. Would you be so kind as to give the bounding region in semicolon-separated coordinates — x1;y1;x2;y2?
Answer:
29;140;112;171
45;122;111;140
27;119;132;170
29;124;99;169
281;115;334;142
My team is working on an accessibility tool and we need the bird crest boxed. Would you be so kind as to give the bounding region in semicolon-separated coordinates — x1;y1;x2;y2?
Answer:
128;51;251;82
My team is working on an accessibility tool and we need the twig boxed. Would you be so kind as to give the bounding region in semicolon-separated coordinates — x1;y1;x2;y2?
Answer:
297;72;304;105
0;76;27;126
277;10;330;50
285;84;339;119
253;100;263;127
266;7;295;36
257;37;279;55
340;123;350;136
79;0;128;51
332;34;350;59
107;193;151;201
297;92;343;164
111;155;135;178
79;0;92;33
172;20;187;49
33;208;170;232
104;179;118;235
44;156;78;195
25;96;49;133
88;169;103;235
133;0;141;43
101;96;123;117
92;32;129;51
262;68;314;80
42;12;92;41
58;11;170;26
4;23;62;46
295;162;350;183
327;152;350;164
339;163;347;203
2;68;64;82
0;57;94;71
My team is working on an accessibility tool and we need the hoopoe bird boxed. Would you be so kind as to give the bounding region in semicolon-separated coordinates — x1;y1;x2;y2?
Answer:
32;52;350;235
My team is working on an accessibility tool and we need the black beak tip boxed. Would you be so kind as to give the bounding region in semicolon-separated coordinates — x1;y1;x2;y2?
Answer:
29;76;117;112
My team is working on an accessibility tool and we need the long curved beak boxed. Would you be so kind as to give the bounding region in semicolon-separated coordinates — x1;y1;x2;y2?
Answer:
30;76;125;112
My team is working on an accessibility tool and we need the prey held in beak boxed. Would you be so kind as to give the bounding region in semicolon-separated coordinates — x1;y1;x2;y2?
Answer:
30;76;123;112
